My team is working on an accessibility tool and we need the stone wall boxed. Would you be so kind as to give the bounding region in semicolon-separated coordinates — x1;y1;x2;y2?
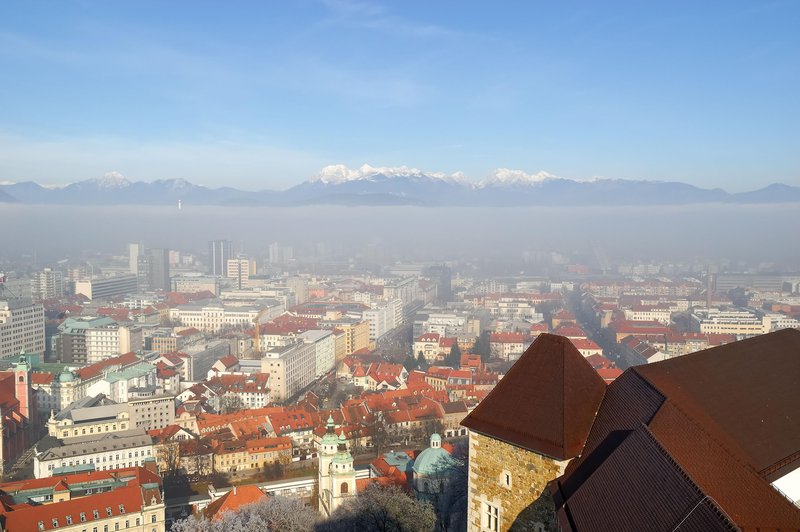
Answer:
467;431;565;531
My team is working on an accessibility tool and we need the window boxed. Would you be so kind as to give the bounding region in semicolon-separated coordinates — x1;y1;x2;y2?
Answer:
119;505;125;514
482;501;500;532
80;513;87;522
500;470;512;489
52;519;59;528
106;507;113;516
67;515;73;525
340;482;349;494
38;522;44;532
94;510;100;519
151;515;157;523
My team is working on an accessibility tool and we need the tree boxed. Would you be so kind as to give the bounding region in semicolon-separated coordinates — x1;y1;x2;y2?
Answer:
368;412;391;455
402;354;418;372
472;331;491;362
318;484;437;532
171;496;318;532
219;394;245;414
444;343;462;368
416;353;429;371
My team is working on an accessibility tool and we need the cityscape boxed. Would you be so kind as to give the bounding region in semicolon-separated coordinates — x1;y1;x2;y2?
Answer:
1;2;799;532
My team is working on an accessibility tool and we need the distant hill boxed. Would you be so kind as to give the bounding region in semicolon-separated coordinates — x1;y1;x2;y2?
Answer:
1;166;798;207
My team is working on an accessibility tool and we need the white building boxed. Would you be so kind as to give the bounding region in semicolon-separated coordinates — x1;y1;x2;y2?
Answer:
0;298;45;359
226;258;256;289
32;268;64;301
261;342;316;402
300;330;336;378
33;429;155;478
169;300;283;332
74;274;139;300
85;323;143;364
691;308;770;337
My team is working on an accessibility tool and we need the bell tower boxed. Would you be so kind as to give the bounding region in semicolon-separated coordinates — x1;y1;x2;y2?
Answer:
330;432;356;514
13;353;33;422
317;415;339;516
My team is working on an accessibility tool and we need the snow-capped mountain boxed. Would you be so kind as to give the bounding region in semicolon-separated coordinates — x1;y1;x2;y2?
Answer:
0;166;798;206
311;164;469;186
479;168;557;187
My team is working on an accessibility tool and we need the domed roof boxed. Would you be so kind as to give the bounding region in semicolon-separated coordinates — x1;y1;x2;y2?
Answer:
58;369;76;383
412;434;457;477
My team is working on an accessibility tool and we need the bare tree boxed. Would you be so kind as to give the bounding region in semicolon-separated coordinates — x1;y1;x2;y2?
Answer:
219;394;245;414
172;496;318;532
318;484;437;532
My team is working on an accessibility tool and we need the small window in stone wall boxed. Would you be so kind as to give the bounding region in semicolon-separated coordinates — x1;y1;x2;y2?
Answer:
500;470;512;489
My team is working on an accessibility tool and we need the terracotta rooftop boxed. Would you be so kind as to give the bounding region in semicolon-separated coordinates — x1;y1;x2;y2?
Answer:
461;333;607;460
204;485;266;520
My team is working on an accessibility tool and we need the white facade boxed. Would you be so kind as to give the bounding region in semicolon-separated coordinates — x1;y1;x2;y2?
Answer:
34;430;155;478
86;324;143;363
0;299;45;359
261;342;316;402
300;329;336;378
169;300;283;332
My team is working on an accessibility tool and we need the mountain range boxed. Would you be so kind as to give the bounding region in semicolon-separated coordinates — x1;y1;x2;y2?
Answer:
1;166;798;207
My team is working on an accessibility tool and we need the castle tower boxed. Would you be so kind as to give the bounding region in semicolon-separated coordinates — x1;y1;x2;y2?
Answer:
330;432;356;514
317;415;340;516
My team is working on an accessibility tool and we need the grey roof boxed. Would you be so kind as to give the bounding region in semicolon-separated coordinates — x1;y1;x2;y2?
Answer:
38;429;153;461
54;394;118;421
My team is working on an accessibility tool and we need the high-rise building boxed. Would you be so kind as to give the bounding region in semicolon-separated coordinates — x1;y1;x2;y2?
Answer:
74;274;138;300
32;268;64;301
208;239;233;276
227;257;256;289
128;242;141;274
0;299;46;359
149;248;170;291
136;248;170;292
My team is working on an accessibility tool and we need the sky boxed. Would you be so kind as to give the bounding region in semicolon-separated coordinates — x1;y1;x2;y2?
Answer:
0;1;798;191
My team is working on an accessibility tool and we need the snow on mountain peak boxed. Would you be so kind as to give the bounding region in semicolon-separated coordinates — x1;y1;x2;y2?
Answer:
90;171;131;188
312;164;468;185
481;168;557;187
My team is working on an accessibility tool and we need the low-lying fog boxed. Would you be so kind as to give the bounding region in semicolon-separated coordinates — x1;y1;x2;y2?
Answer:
1;203;799;266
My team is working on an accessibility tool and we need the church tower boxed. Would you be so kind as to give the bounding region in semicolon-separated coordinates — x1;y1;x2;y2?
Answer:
330;432;356;514
13;353;33;423
318;415;340;516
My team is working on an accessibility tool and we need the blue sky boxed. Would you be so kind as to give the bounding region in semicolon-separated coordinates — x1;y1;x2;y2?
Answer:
0;0;798;190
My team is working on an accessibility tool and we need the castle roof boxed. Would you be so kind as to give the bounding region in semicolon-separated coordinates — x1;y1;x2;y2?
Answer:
461;333;606;460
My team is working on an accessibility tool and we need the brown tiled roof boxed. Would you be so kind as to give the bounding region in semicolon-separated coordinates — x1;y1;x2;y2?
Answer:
460;333;606;460
555;329;800;530
634;328;800;477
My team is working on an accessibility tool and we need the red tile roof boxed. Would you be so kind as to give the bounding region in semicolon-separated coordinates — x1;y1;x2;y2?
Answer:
204;485;266;520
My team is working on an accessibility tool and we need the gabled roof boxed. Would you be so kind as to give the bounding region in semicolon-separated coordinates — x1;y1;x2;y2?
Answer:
461;334;606;460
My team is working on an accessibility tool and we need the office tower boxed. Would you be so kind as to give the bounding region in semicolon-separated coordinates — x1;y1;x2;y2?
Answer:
149;248;171;291
227;257;256;289
0;298;45;359
209;239;233;276
128;243;141;274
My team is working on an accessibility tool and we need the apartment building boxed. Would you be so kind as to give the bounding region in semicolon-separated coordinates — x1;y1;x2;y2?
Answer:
0;298;45;359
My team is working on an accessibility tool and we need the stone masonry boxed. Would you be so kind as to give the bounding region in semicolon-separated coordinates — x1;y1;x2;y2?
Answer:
467;431;565;532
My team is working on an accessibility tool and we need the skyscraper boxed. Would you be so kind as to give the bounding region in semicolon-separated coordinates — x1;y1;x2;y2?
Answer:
208;239;232;276
128;242;141;274
149;248;171;291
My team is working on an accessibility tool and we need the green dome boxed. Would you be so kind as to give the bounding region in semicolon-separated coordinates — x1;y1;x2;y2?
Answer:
58;369;76;383
412;434;457;477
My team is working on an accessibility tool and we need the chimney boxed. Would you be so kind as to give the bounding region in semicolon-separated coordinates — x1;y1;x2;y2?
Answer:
233;486;237;495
